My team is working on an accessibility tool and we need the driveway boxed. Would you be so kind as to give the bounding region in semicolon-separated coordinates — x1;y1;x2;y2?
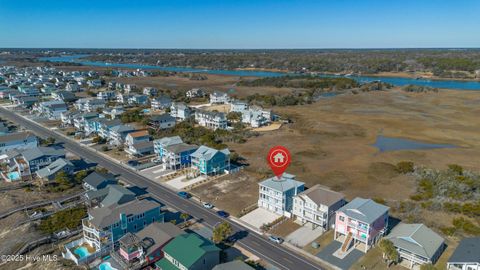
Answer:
166;175;207;190
316;241;364;270
240;207;281;229
139;164;172;180
285;226;324;247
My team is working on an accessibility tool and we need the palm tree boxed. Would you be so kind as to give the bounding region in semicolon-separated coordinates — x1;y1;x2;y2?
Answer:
180;213;190;224
378;239;399;266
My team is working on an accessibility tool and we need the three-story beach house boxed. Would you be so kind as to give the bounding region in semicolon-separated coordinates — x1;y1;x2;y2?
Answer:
334;197;389;253
258;173;305;217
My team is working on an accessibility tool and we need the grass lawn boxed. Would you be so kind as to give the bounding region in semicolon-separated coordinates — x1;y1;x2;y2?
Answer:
303;230;334;255
434;238;459;270
350;246;404;270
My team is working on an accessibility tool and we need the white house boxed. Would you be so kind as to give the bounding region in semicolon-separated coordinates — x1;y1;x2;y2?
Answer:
186;88;205;98
151;95;172;111
143;87;158;96
230;100;249;113
195;109;227;130
447;237;479;270
170;102;192;121
209;91;230;104
97;91;116;101
258;173;305;217
75;98;106;112
292;184;345;230
66;82;80;92
34;100;68;120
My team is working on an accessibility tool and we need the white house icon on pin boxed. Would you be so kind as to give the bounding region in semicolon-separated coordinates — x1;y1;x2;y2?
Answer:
273;152;285;163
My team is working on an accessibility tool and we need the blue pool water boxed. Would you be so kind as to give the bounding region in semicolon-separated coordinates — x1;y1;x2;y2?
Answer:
74;246;91;258
99;262;117;270
39;54;480;91
7;172;20;181
372;135;456;152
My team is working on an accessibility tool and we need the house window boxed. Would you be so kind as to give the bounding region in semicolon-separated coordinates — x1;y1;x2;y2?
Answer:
339;216;345;222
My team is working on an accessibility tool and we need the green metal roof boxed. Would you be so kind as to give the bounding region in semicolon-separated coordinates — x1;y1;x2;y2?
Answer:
162;233;220;268
155;258;179;270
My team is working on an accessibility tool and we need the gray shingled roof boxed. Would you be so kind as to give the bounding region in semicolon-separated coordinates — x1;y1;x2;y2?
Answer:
0;131;36;143
21;146;65;162
190;145;229;161
448;237;480;263
154;136;183;147
337;197;389;224
386;223;444;260
135;222;183;253
110;124;135;133
259;173;305;192
36;158;73;178
83;171;117;189
88;199;160;229
165;143;198;154
131;141;154;151
100;185;136;207
297;184;345;207
150;113;175;122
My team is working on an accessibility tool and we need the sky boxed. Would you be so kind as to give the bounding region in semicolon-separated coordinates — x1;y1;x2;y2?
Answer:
1;0;479;49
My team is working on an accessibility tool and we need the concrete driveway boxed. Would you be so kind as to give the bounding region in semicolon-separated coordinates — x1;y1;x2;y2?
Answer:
165;175;207;190
240;208;280;229
285;225;324;247
140;164;171;180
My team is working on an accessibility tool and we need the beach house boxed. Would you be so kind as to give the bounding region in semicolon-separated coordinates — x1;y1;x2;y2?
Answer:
62;199;163;265
447;237;480;270
292;184;345;230
190;146;230;175
0;131;38;154
155;233;220;270
334;197;389;253
258;173;305;217
386;223;445;268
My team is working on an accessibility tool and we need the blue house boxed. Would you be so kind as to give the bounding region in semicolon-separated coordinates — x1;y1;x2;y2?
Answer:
190;146;230;175
63;199;164;265
0;131;38;154
162;143;198;170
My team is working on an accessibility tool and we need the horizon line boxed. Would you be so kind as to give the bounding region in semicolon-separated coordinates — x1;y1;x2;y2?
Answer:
1;47;480;50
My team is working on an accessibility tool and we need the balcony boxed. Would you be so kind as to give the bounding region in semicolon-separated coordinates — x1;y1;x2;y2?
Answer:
347;221;369;233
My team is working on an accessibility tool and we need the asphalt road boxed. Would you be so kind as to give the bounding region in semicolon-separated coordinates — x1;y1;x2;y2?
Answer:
0;107;324;270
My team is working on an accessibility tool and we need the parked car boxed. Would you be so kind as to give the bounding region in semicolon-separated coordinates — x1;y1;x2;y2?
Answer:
177;191;191;199
268;235;284;244
202;202;214;209
127;160;138;166
216;210;229;218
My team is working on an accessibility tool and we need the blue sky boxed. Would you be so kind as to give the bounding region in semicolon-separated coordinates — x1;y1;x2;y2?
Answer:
1;0;479;49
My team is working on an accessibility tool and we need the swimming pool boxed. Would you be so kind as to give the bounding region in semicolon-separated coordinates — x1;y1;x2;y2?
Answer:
99;262;117;270
7;172;20;181
73;246;91;258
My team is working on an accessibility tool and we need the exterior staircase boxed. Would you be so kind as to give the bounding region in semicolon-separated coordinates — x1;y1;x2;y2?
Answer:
341;232;353;252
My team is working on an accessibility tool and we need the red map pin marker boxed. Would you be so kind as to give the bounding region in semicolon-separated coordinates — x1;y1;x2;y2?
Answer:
267;146;291;179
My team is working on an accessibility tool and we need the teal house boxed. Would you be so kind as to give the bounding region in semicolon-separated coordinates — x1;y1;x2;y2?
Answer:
155;233;220;270
190;146;230;175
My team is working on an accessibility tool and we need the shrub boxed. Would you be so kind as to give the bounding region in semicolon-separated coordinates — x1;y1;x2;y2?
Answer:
396;161;414;174
448;164;463;175
39;206;87;234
